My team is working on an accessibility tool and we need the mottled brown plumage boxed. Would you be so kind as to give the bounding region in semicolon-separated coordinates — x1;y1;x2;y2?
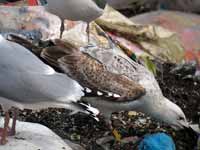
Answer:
54;40;146;101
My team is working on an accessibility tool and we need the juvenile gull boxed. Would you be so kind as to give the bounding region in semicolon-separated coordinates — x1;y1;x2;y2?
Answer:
0;35;97;144
46;39;189;130
45;0;106;40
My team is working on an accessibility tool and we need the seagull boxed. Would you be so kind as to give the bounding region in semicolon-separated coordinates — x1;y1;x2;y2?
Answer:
0;35;98;145
45;0;106;41
42;39;189;131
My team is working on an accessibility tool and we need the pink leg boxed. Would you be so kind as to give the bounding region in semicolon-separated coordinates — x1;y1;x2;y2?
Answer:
86;22;90;44
67;21;76;29
60;20;64;39
9;108;18;136
0;111;10;145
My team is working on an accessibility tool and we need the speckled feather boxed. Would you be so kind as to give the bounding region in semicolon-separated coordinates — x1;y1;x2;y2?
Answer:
55;40;146;101
83;45;162;96
0;36;87;112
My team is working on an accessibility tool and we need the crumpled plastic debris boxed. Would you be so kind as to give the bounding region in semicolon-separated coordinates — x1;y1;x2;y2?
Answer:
0;6;61;40
138;132;175;150
170;61;197;79
170;63;200;82
0;5;181;74
131;10;200;75
60;6;185;65
131;11;200;64
0;5;185;65
96;6;184;64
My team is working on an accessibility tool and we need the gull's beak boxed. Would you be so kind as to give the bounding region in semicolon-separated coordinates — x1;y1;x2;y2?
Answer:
181;122;189;129
171;120;189;130
184;125;199;140
188;124;200;134
183;125;190;131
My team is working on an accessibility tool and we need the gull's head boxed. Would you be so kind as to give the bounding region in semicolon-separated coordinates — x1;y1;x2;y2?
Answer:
158;98;189;130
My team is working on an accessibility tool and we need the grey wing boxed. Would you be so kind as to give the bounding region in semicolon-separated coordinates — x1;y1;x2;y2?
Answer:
0;36;55;75
0;36;84;103
0;70;84;103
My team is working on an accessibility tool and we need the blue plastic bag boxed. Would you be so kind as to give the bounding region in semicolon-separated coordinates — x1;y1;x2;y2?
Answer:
139;133;176;150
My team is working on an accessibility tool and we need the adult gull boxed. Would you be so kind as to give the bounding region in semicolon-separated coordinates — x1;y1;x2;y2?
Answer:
0;35;97;144
45;0;106;41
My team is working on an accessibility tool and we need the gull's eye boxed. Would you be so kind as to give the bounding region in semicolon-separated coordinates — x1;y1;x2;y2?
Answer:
178;116;184;120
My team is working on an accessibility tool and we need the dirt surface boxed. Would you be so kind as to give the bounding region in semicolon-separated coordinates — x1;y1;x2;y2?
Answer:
7;62;198;150
0;1;199;149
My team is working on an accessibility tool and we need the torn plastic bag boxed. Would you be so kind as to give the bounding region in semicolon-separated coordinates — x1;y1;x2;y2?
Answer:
0;6;61;40
95;6;184;64
131;10;200;65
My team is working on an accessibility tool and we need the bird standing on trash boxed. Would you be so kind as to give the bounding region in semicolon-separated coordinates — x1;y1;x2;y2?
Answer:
43;39;189;131
45;0;106;41
0;35;98;145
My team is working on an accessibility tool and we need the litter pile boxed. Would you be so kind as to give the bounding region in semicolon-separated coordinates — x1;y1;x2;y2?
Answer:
12;61;198;150
0;1;199;150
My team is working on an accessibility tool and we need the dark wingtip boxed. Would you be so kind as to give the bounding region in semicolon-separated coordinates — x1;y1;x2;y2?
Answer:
71;101;100;121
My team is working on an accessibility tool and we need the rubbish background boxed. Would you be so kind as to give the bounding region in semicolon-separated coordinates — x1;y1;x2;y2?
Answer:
0;1;199;150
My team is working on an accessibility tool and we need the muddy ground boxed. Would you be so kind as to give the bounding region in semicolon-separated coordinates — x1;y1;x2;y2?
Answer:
14;62;200;150
0;2;199;149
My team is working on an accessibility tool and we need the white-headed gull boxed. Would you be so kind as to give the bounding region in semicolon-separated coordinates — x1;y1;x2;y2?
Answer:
0;35;98;144
45;0;106;41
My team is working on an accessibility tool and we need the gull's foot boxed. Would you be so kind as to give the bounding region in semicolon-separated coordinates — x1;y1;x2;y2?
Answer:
0;137;7;145
8;128;16;136
0;128;4;136
0;127;15;136
67;21;76;29
0;127;9;145
0;126;16;145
